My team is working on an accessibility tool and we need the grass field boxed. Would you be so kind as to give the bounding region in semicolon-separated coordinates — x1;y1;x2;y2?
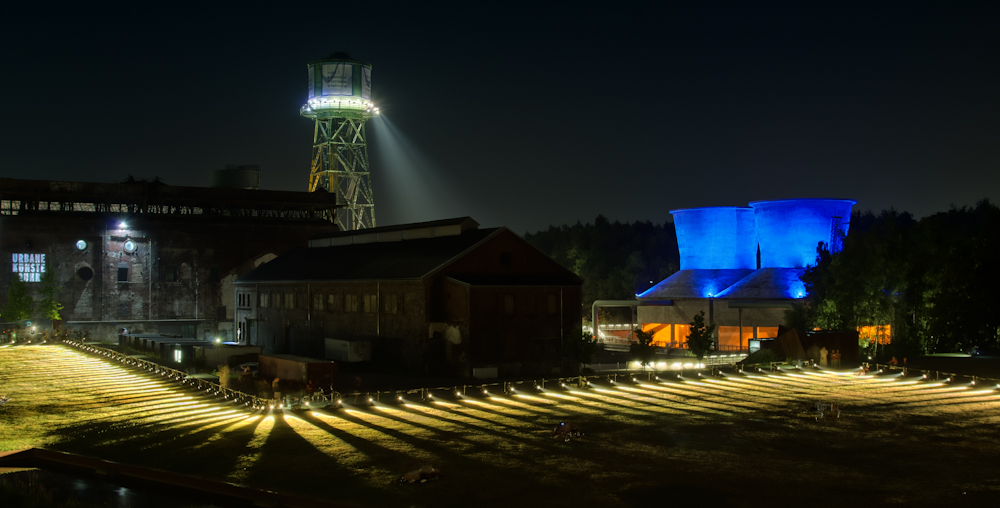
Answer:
3;344;1000;507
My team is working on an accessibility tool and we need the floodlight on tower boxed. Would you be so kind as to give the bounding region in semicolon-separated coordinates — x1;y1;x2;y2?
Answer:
301;52;379;231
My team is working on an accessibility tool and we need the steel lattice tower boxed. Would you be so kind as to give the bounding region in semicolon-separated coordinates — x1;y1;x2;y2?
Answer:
301;53;379;231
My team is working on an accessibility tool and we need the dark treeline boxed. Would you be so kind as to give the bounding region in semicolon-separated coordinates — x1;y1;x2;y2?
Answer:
789;199;1000;356
524;216;680;314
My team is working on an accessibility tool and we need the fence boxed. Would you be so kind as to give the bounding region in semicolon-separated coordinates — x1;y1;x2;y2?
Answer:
64;339;995;413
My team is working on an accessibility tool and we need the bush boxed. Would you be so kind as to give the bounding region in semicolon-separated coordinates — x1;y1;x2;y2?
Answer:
740;349;778;366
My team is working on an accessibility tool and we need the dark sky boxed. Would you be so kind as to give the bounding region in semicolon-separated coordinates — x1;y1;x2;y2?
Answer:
2;3;998;234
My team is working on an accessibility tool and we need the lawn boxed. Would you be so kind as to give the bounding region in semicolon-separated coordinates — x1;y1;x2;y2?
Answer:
3;344;1000;507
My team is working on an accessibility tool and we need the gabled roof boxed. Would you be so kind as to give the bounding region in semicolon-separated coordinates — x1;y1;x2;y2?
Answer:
311;217;478;241
236;227;501;283
445;273;582;287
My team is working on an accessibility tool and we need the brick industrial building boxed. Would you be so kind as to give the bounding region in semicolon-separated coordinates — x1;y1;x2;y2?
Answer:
234;218;583;378
0;177;339;341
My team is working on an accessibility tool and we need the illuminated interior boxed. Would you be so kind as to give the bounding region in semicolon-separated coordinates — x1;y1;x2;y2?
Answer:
858;325;891;345
757;327;779;339
642;323;672;347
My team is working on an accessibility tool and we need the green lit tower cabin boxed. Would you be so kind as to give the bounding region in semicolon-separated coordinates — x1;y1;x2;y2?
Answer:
301;52;379;231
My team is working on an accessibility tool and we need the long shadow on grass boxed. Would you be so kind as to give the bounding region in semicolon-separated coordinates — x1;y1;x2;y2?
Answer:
629;383;763;416
369;404;546;453
560;386;736;420
312;407;528;461
649;383;792;416
449;395;609;427
554;389;702;420
241;415;394;499
293;410;427;465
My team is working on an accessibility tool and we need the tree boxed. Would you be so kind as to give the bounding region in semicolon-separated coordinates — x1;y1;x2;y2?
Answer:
564;331;599;374
3;275;34;326
38;261;63;321
630;328;656;370
686;311;716;360
523;216;680;313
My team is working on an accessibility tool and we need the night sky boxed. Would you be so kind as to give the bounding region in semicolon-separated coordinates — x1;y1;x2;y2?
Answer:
2;3;998;234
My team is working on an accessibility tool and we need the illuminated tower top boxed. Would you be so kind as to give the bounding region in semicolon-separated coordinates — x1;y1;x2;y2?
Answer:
301;53;379;120
300;52;380;231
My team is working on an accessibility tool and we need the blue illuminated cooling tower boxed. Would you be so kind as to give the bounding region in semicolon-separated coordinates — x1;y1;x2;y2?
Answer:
670;207;756;270
749;199;856;268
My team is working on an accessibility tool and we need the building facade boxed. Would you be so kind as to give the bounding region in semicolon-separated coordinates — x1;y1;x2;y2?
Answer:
0;178;339;341
234;218;583;378
637;199;856;351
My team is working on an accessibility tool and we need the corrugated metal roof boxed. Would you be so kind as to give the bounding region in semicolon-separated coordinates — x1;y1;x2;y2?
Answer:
445;273;582;287
236;227;501;283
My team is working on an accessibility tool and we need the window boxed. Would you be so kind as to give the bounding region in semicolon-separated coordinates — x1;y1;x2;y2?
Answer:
504;294;515;316
327;294;339;312
363;294;377;313
345;294;359;313
313;293;324;311
259;293;269;308
273;292;281;309
383;293;400;314
285;293;295;309
548;294;558;315
117;266;129;283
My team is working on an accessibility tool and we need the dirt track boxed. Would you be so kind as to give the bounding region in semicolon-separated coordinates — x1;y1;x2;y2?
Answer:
3;344;1000;507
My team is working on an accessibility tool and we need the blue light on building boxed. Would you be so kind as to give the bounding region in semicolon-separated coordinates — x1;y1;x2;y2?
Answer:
642;199;855;302
750;199;856;269
670;207;756;270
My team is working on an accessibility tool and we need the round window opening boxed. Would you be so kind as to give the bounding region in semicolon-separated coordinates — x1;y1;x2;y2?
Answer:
76;240;87;250
123;240;137;254
77;266;94;281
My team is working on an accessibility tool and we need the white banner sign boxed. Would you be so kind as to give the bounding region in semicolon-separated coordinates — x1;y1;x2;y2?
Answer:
12;253;46;282
307;67;315;98
322;63;353;96
361;67;371;99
